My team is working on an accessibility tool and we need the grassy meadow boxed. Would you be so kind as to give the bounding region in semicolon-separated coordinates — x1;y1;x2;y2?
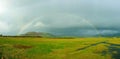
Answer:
0;37;120;59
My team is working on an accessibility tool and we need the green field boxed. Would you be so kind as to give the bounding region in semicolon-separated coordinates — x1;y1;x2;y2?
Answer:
0;37;120;59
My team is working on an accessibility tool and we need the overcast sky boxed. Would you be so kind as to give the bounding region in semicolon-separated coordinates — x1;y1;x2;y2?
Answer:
0;0;120;36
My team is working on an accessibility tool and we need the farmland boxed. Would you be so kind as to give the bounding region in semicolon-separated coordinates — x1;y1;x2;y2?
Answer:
0;37;120;59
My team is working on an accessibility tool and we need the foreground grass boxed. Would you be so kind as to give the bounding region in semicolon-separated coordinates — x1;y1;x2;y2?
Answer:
0;37;119;59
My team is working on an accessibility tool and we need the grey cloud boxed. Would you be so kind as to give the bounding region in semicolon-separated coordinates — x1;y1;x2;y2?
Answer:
0;0;120;36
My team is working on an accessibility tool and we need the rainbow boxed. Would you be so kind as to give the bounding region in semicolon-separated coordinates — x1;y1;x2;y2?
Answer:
81;18;101;37
17;17;43;35
18;16;101;36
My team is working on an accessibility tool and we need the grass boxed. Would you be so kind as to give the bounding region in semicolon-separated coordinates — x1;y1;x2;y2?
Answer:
0;37;119;59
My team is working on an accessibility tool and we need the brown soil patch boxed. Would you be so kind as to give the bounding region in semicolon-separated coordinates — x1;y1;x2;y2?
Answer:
13;44;33;49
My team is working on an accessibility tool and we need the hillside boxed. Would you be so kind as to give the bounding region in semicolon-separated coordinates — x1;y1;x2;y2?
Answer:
20;32;55;38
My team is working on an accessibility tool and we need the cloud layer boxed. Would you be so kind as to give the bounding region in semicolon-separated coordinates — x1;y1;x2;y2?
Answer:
0;0;120;36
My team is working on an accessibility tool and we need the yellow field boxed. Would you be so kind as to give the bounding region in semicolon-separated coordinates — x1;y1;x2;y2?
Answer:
0;37;120;59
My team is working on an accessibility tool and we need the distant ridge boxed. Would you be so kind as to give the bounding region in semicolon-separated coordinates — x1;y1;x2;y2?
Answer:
99;33;120;37
20;32;55;38
0;32;120;38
